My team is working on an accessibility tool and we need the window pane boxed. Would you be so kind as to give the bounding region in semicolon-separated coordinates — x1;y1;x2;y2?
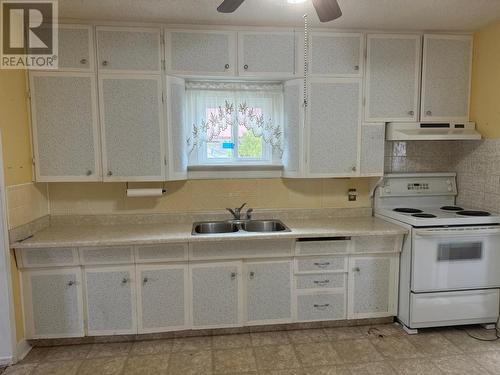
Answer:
238;126;263;159
205;107;233;159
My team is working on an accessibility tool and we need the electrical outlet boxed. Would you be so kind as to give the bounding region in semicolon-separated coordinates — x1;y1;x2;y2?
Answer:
348;188;358;202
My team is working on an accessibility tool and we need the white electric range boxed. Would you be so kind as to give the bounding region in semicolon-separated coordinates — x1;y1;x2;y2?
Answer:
375;173;500;333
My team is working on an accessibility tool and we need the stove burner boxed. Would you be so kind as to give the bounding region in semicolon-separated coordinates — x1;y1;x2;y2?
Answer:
456;210;492;217
394;208;423;214
412;213;437;218
441;206;464;211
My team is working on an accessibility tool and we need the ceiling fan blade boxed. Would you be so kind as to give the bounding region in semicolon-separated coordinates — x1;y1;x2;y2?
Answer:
312;0;342;22
217;0;245;13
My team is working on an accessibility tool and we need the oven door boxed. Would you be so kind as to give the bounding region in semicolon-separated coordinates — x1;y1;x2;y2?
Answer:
412;226;500;292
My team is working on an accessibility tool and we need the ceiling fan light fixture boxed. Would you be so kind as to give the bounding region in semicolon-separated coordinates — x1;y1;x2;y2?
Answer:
287;0;308;4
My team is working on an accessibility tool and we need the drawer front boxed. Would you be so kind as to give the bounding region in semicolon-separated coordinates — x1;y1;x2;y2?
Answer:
80;246;134;265
296;238;351;255
410;289;500;327
295;256;347;273
354;236;400;253
135;243;188;263
296;292;346;322
20;247;79;268
190;240;293;260
296;273;346;290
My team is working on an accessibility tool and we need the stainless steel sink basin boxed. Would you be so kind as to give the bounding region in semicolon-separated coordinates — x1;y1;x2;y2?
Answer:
192;221;239;235
241;220;290;232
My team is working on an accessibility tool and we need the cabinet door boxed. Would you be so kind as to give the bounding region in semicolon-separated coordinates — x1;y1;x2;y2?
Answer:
421;34;472;122
310;32;363;77
99;75;164;180
166;76;188;180
360;123;385;176
22;268;84;339
97;27;161;74
365;34;421;122
85;266;137;335
166;30;236;76
30;72;101;181
190;262;242;328
245;261;292;324
283;79;305;178
348;255;399;319
307;78;362;177
137;265;188;333
238;31;296;77
57;24;94;71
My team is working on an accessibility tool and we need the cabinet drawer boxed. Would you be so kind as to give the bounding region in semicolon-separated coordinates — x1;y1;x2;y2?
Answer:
19;247;79;268
296;292;346;322
296;273;346;290
190;240;293;260
296;238;351;255
80;246;134;265
354;236;400;253
135;243;188;263
295;256;347;273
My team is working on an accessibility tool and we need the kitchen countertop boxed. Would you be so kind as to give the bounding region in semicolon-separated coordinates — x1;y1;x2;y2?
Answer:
13;216;407;249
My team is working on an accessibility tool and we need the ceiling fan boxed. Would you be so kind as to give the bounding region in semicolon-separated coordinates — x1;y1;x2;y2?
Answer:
217;0;342;23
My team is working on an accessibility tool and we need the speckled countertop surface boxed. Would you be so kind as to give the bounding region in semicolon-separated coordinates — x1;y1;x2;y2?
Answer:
13;217;407;249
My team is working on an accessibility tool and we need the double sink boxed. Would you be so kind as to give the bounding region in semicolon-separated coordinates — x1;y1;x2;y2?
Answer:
192;220;290;235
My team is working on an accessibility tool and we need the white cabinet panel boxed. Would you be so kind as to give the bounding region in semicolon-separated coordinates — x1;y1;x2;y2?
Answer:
22;268;84;339
421;35;472;122
137;265;189;333
365;34;421;122
84;266;137;335
99;75;164;180
296;292;346;322
360;123;385;176
166;30;236;76
166;76;188;180
283;79;304;178
238;31;296;77
190;262;242;328
97;27;161;74
30;72;101;181
57;25;94;71
310;32;363;77
307;78;362;177
245;261;292;324
348;255;399;319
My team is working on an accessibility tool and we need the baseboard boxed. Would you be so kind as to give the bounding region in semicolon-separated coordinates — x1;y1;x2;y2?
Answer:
0;356;13;367
15;339;31;363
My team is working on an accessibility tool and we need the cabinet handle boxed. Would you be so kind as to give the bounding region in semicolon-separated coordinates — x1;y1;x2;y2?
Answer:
102;60;109;66
243;64;249;70
313;262;330;267
122;278;129;284
107;171;113;176
353;267;361;272
230;272;237;280
143;277;149;283
426;110;432;116
408;110;414;116
225;64;230;69
80;58;87;65
313;280;330;285
86;170;92;176
249;271;255;280
313;304;330;310
353;65;359;71
351;166;357;172
67;280;76;286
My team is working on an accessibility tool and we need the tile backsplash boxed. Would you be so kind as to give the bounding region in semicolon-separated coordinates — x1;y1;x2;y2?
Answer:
6;182;49;229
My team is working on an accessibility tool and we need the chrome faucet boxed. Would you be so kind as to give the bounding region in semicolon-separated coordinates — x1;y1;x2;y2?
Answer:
226;203;253;221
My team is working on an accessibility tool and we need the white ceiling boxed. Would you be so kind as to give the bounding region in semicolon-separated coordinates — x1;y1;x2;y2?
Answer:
59;0;500;31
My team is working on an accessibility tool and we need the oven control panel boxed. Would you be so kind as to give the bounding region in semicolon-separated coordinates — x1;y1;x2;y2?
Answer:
380;175;457;197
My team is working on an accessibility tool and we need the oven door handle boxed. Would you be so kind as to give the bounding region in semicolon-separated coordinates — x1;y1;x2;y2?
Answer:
415;227;500;237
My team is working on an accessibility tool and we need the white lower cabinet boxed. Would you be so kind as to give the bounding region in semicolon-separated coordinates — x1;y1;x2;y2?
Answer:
296;292;346;322
347;255;399;319
190;262;242;329
84;266;137;335
136;264;189;333
245;261;292;324
22;268;84;339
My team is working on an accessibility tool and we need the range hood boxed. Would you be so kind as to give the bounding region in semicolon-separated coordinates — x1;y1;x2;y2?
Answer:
386;122;481;141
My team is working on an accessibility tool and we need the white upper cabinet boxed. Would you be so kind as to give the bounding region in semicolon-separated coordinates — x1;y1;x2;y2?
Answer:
166;76;188;180
57;24;94;71
309;32;363;77
238;31;296;77
30;72;101;181
365;34;421;122
421;34;473;122
360;123;386;177
307;78;362;177
96;26;162;74
283;79;305;178
99;75;165;181
166;30;236;76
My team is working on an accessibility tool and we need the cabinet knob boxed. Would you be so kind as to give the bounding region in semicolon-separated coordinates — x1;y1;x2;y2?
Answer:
353;65;359;71
102;60;109;66
351;166;357;172
67;280;76;286
107;171;113;176
243;64;249;70
353;267;361;272
426;110;432;116
80;58;87;65
249;271;255;279
225;64;230;69
230;272;237;280
86;170;92;176
122;278;129;284
408;110;414;116
143;277;149;283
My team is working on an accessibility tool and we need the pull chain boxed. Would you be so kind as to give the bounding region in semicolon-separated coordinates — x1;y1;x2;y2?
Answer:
303;13;309;108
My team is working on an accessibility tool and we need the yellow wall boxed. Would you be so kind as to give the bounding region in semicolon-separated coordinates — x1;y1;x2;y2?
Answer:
470;19;500;139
